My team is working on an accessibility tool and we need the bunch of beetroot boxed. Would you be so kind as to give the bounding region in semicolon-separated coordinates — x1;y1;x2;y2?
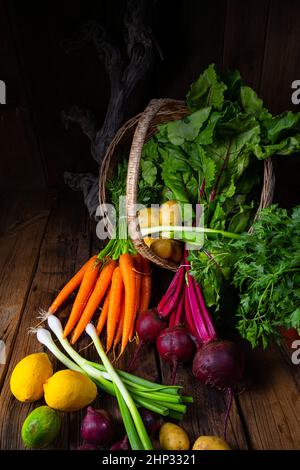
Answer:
157;252;244;390
130;250;244;393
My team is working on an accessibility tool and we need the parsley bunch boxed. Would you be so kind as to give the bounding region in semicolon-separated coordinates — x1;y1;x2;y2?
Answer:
191;205;300;348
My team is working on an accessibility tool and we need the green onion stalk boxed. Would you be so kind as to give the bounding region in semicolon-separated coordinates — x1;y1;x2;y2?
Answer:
36;316;193;450
140;225;242;245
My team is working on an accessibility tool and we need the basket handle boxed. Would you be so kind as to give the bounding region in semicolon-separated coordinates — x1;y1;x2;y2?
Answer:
126;98;180;270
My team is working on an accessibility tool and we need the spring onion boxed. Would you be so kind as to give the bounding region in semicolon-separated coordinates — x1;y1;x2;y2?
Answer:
35;316;192;449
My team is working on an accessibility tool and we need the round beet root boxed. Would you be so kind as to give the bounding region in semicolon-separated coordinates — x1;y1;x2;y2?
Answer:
192;340;244;390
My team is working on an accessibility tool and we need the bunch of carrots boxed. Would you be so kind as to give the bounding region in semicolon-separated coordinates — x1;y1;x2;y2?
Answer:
48;247;151;357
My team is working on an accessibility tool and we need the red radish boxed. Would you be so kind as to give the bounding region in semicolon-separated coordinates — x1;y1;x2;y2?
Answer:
156;325;196;384
127;309;166;371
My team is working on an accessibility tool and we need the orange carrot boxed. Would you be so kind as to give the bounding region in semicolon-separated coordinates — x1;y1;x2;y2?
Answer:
113;296;125;355
129;254;143;340
48;256;96;314
119;253;136;355
70;259;116;344
96;286;111;335
106;267;124;352
63;257;100;337
139;257;152;312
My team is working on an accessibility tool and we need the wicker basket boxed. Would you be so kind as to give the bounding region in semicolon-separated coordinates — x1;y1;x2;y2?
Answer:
99;98;275;271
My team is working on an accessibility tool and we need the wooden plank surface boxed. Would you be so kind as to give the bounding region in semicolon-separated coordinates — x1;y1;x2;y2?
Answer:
0;0;46;190
0;191;51;388
260;0;300;114
155;0;227;99
0;190;89;450
223;0;270;91
236;343;300;450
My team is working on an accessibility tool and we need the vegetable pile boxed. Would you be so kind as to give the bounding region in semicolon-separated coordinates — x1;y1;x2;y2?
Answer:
8;63;300;452
35;315;192;450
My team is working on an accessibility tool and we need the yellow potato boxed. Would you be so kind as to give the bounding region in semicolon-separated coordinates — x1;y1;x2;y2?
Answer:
143;237;156;248
151;239;173;259
160;200;182;226
138;207;160;229
159;422;190;450
169;241;183;263
192;435;231;450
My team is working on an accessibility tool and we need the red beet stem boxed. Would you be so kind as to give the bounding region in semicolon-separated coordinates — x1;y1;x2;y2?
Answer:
184;287;199;340
157;267;185;318
186;278;210;342
184;249;217;343
173;289;185;326
190;275;217;341
199;178;206;201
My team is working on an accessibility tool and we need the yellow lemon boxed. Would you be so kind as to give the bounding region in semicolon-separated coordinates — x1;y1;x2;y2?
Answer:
159;422;190;450
44;370;97;412
192;435;231;450
10;352;53;402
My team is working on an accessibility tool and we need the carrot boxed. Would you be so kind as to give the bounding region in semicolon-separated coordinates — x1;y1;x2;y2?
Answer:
113;295;125;357
48;256;97;314
70;259;116;344
139;257;152;312
129;254;143;340
96;287;111;335
63;256;100;337
119;253;136;355
106;267;124;352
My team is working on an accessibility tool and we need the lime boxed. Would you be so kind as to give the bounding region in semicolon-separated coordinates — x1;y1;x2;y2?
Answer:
21;406;61;449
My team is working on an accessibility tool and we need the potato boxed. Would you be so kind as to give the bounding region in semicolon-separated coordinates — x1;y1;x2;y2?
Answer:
138;207;160;229
160;200;181;238
150;239;173;259
192;435;230;450
143;237;156;248
159;422;190;450
160;200;182;226
169;241;183;263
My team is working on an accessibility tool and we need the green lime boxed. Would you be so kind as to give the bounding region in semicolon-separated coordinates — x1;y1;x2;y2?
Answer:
21;406;61;449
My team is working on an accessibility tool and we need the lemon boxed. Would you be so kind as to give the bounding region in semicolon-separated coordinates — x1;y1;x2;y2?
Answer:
192;435;231;450
10;352;53;402
44;370;97;412
22;406;61;449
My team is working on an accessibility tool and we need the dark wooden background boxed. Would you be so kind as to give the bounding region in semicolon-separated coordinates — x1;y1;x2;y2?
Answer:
1;0;300;206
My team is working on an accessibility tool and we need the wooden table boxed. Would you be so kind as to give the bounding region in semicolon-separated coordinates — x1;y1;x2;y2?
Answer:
0;189;299;450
